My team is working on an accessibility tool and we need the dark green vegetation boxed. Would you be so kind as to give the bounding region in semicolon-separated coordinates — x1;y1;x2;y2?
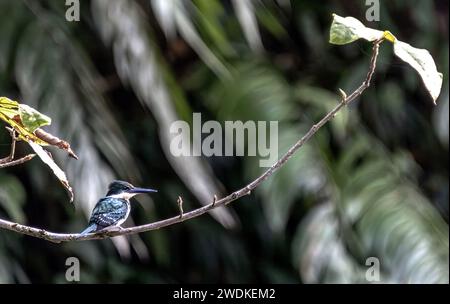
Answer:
0;0;448;283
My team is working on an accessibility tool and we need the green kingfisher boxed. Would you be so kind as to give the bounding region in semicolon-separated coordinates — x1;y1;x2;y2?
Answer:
80;180;157;235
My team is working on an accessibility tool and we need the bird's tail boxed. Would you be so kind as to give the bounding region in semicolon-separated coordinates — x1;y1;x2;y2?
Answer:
80;223;98;235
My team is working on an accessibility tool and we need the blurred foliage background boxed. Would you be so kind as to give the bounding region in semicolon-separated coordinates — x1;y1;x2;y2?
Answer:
0;0;448;283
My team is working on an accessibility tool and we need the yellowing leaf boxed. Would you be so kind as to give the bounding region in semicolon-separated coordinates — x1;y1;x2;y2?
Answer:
28;141;74;203
1;97;77;202
0;97;78;157
0;96;19;118
329;14;384;45
393;41;443;104
0;97;49;145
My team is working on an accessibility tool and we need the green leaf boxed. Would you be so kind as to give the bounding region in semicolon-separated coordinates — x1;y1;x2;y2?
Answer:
393;40;444;104
0;96;19;118
329;14;443;104
0;97;49;146
0;97;77;158
329;14;384;45
18;104;51;132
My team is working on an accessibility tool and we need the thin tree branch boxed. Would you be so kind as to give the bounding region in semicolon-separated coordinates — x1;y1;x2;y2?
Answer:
0;39;383;243
0;127;18;163
0;128;36;168
0;154;36;169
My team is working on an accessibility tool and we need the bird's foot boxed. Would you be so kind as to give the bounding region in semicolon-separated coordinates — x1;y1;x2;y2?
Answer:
102;226;123;233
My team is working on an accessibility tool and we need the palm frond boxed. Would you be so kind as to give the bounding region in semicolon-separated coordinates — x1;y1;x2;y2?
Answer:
12;4;138;214
231;0;264;53
150;0;230;78
202;60;329;232
294;134;449;283
92;0;237;228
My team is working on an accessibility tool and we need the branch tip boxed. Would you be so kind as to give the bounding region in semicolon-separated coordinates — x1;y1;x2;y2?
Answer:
338;88;347;102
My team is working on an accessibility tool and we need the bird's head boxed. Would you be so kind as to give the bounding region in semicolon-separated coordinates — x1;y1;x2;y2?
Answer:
106;180;157;200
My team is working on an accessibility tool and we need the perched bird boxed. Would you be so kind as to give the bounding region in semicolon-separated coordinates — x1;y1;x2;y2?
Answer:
80;180;157;235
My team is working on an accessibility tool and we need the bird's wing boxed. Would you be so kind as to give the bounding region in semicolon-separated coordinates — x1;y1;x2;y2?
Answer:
89;197;129;228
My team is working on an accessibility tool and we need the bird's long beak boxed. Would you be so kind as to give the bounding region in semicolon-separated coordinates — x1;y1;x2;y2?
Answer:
128;187;158;194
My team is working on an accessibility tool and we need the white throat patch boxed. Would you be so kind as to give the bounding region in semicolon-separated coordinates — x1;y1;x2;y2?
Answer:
109;192;136;200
